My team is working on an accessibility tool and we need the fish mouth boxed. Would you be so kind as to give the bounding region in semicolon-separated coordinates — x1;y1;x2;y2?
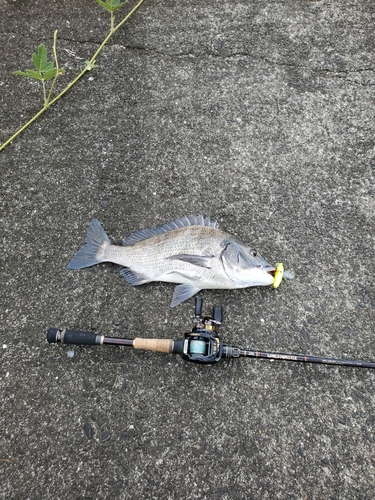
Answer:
265;266;276;276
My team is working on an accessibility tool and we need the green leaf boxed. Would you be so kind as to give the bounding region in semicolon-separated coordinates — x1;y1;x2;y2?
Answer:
94;0;112;11
13;69;44;80
14;66;64;81
41;61;54;72
43;67;65;81
109;0;122;7
32;44;47;71
85;60;97;71
110;0;129;12
93;0;128;13
31;44;55;74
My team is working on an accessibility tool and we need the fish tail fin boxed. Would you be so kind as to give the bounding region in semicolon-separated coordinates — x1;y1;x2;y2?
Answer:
67;219;111;270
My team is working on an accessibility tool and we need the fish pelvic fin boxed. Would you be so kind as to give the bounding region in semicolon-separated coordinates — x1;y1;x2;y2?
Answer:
170;284;201;307
67;219;111;270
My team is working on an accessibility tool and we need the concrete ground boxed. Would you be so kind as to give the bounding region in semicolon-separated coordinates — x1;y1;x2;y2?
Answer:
1;0;375;498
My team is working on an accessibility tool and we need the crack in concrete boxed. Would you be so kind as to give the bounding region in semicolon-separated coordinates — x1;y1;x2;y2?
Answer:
3;30;374;86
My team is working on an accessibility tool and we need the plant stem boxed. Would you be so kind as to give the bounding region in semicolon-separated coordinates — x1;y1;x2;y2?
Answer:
111;11;115;33
0;0;145;152
46;30;60;106
0;106;49;151
42;79;47;107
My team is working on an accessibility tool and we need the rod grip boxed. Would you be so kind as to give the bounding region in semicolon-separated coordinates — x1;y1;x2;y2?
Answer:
47;328;103;345
133;338;173;353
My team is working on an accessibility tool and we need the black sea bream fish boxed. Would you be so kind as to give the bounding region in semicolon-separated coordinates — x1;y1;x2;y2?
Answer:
67;215;280;307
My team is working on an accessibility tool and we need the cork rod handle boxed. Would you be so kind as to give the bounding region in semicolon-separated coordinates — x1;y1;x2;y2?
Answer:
133;338;174;354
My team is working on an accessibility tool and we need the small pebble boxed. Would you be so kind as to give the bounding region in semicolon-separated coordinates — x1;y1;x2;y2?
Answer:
84;422;94;439
101;431;111;442
67;350;75;358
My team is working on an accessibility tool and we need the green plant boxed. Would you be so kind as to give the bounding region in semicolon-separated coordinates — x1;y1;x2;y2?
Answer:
0;0;145;151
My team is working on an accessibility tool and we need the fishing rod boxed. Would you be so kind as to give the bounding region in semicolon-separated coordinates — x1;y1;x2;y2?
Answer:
47;297;375;369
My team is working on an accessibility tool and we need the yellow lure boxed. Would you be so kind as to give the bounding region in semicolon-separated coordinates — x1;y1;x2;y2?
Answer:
273;262;284;288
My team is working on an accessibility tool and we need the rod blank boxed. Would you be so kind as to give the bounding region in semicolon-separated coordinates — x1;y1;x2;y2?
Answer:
237;348;375;369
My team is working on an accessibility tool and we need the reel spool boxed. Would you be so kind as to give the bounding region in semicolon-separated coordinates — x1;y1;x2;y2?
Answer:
181;297;223;364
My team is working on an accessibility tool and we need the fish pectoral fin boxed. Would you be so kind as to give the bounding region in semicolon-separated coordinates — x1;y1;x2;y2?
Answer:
168;254;213;269
120;268;150;286
170;284;201;307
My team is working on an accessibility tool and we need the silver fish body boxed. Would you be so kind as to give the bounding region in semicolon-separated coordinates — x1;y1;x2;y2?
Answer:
67;216;275;307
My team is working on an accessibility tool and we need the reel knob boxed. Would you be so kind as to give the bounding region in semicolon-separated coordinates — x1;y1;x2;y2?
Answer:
213;306;222;324
195;297;203;317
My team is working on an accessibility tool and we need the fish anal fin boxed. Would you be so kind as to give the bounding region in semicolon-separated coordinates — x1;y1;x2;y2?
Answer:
168;254;213;269
120;268;149;286
170;284;201;307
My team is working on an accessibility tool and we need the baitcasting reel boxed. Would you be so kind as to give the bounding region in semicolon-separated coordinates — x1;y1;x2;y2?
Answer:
47;297;226;364
180;297;223;364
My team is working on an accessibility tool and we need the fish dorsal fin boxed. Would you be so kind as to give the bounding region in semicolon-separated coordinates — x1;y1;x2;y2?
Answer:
122;215;219;246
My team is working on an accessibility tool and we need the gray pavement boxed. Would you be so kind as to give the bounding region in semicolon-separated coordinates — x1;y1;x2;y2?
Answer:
1;0;375;498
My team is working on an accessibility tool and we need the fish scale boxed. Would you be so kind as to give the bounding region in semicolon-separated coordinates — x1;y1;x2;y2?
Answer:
67;216;279;307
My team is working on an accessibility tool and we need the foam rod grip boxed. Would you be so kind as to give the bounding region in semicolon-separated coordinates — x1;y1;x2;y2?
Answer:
133;338;173;354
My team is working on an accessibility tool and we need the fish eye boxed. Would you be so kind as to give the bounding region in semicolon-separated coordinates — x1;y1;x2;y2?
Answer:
250;249;257;257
